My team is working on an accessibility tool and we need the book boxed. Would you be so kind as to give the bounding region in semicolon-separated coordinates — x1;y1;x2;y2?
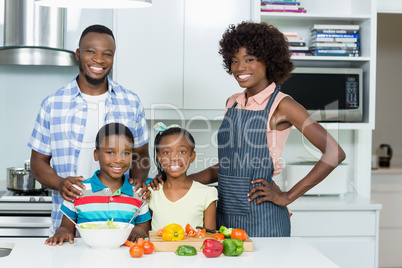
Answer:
289;41;307;47
310;43;358;49
261;4;304;9
261;9;307;13
285;36;305;42
289;46;309;51
311;29;359;34
291;52;308;56
313;52;359;57
313;49;360;54
261;0;300;4
311;24;360;30
311;33;359;39
283;32;299;38
311;37;359;43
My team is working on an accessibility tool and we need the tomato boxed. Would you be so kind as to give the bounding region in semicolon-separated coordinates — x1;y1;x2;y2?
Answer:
129;245;144;258
157;229;164;237
185;223;197;237
142;241;155;255
136;238;144;246
196;228;206;238
123;240;135;247
213;233;225;241
230;229;247;241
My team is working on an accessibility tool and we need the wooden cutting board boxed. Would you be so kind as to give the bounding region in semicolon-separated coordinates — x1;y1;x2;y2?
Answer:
148;231;253;252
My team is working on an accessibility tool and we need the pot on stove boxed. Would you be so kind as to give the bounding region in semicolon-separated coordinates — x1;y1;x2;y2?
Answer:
7;161;46;193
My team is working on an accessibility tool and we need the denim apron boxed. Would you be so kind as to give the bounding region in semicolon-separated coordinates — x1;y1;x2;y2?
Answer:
216;86;290;237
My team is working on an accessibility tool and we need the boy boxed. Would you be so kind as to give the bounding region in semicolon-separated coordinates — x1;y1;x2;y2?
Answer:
45;123;151;246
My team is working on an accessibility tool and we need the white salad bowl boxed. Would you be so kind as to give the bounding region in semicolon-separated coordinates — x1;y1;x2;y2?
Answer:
77;221;134;249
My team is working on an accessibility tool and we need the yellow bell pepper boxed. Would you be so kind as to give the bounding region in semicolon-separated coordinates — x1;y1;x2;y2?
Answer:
162;223;184;241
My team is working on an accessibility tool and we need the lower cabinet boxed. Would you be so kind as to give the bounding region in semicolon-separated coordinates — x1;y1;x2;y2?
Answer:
289;196;381;268
371;169;402;268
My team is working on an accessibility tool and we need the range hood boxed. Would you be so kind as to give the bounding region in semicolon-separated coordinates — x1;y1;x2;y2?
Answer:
0;0;77;66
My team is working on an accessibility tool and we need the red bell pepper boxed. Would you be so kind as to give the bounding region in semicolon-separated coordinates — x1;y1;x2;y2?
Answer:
201;239;224;258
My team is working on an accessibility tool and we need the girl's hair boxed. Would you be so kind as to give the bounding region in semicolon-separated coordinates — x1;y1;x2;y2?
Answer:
219;21;295;85
154;127;195;181
95;123;134;150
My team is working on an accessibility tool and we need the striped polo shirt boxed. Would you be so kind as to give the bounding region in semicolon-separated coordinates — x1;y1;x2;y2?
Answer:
61;170;151;225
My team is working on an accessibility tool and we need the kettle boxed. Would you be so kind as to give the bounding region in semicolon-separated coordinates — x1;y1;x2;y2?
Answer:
377;144;393;167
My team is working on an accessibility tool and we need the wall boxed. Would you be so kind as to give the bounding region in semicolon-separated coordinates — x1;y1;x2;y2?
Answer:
0;3;113;181
372;13;402;167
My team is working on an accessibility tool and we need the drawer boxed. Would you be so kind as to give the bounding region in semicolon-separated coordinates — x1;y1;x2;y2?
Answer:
291;211;377;236
0;216;51;228
0;228;49;237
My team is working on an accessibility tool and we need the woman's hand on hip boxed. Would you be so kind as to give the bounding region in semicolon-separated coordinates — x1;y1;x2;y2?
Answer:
248;179;289;207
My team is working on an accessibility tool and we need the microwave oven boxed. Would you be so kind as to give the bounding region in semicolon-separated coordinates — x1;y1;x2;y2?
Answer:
280;67;363;122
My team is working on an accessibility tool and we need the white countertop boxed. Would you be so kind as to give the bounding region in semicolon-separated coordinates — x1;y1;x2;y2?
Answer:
289;192;382;211
0;191;381;213
0;237;339;268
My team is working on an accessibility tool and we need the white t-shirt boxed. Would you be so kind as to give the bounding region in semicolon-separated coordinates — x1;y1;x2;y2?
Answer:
76;92;108;179
149;181;218;231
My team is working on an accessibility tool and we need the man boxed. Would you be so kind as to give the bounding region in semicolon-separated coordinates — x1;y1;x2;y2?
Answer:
28;24;150;235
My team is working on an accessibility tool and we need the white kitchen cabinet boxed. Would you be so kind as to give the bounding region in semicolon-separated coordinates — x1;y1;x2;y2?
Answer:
113;0;184;109
182;0;251;110
289;194;381;268
114;0;252;113
371;169;402;268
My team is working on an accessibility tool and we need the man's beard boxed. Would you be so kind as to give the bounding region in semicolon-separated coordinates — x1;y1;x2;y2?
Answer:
78;58;110;86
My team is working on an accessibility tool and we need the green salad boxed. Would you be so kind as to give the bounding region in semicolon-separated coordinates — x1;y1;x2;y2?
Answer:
79;219;120;229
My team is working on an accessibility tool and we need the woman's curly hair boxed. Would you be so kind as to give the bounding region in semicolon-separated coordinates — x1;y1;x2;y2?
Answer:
219;21;295;85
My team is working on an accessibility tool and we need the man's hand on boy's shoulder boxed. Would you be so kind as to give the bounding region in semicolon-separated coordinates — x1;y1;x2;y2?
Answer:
128;177;151;201
147;173;164;191
59;176;85;203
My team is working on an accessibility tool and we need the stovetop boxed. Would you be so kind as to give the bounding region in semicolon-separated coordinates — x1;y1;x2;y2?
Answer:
0;190;52;203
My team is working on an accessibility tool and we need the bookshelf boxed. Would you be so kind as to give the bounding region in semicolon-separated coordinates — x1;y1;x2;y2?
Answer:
252;0;377;128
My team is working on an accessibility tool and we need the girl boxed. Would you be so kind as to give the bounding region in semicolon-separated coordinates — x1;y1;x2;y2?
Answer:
148;123;218;231
45;123;151;246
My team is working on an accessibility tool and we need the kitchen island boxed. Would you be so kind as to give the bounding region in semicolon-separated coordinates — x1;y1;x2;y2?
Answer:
0;237;338;267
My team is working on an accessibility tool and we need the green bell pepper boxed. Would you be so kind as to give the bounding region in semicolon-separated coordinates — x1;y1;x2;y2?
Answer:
222;238;244;256
175;245;197;256
219;226;234;238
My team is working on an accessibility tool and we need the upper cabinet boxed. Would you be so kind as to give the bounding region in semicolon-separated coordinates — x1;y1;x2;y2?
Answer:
253;0;377;129
114;0;252;118
182;0;251;110
114;0;185;110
